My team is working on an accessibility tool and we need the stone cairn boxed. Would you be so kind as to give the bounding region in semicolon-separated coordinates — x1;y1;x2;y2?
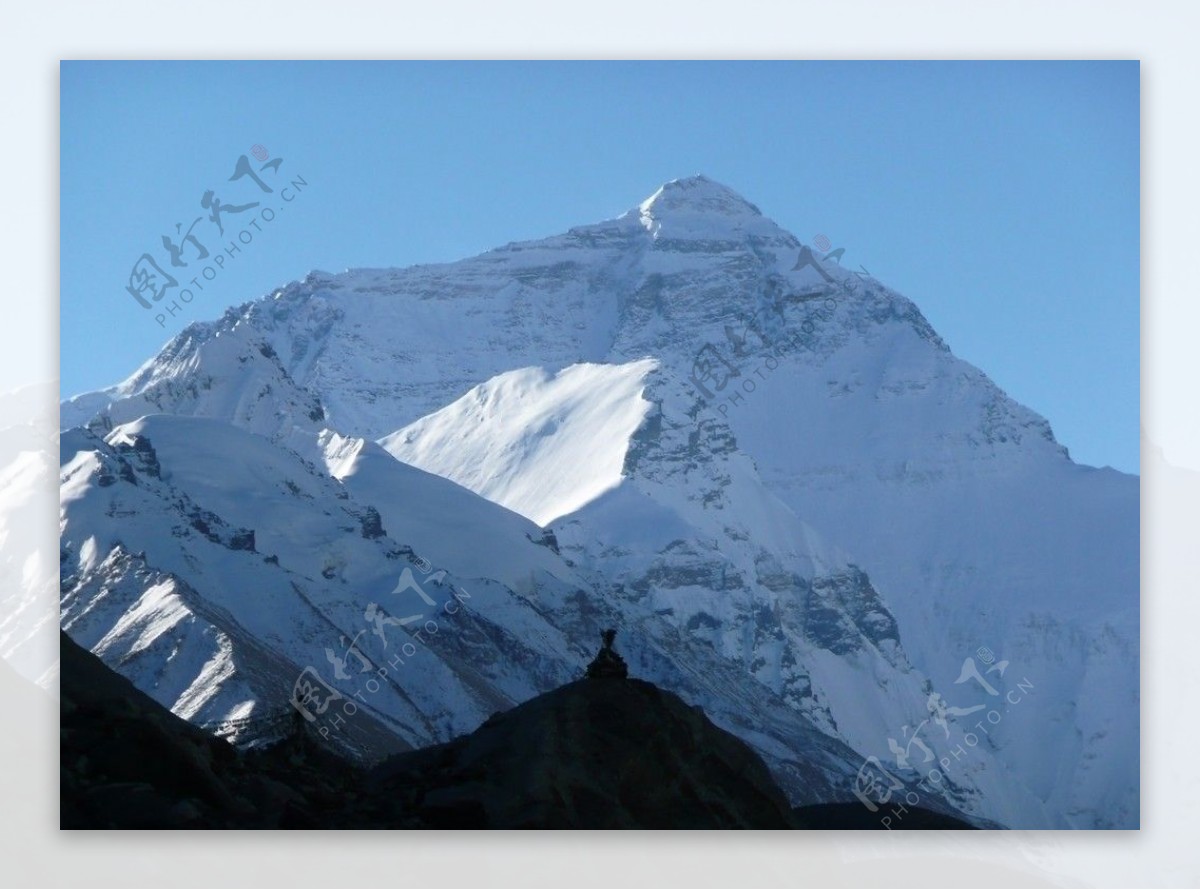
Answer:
585;628;629;679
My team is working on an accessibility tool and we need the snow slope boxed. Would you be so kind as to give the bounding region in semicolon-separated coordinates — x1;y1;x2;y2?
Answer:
60;415;583;756
381;360;658;526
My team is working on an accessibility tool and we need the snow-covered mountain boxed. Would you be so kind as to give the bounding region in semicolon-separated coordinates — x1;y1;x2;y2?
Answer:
59;175;1138;828
58;413;893;809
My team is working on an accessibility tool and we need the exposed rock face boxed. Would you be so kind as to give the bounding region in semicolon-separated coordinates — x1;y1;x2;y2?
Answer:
359;505;386;540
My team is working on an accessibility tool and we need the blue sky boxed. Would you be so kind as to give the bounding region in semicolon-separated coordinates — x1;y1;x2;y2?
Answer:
61;61;1139;472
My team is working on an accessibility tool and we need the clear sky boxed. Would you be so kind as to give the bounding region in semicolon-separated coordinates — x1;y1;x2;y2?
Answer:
61;61;1139;473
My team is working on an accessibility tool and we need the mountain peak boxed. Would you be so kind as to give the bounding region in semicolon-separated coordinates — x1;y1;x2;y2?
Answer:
636;175;764;225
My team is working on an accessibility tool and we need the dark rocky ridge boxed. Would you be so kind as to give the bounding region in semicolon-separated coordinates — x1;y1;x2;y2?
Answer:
60;632;972;829
367;677;793;828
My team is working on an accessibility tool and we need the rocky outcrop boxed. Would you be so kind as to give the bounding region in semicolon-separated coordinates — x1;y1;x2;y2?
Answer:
61;630;972;829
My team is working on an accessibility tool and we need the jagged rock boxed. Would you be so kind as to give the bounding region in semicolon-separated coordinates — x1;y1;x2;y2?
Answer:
360;506;385;539
229;530;256;552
